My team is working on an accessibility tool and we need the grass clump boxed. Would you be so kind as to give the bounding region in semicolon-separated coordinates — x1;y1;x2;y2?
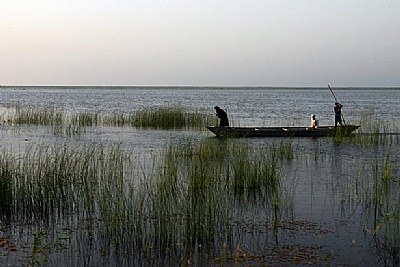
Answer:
132;107;215;129
350;117;399;146
71;111;102;127
0;150;13;216
14;106;64;126
8;105;216;130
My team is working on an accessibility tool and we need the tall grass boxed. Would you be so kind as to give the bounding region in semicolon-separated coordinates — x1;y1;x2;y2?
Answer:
349;117;400;146
71;111;102;127
14;106;64;125
0;150;13;216
344;152;400;265
9;105;215;130
0;138;287;265
368;154;400;258
132;107;215;129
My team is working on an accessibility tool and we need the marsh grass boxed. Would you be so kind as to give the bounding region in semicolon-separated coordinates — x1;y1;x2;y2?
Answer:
50;123;83;136
369;154;400;264
71;111;102;127
9;105;215;130
0;150;13;216
14;106;64;126
0;138;289;265
347;117;400;146
30;229;70;267
132;107;215;129
344;152;400;264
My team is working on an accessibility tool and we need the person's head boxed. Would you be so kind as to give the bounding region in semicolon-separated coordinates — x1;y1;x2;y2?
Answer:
214;106;220;111
311;114;315;119
335;102;339;106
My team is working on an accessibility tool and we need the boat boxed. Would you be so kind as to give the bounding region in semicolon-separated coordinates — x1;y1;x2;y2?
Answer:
206;125;360;138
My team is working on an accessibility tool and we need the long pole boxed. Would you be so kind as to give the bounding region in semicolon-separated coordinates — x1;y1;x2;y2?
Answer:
328;84;338;103
328;85;346;125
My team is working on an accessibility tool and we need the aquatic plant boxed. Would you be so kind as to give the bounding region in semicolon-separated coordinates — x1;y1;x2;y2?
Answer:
348;116;399;146
71;111;102;127
9;105;215;130
14;106;64;126
132;107;215;129
277;140;294;161
30;229;70;267
0;150;13;217
345;152;400;265
0;137;291;266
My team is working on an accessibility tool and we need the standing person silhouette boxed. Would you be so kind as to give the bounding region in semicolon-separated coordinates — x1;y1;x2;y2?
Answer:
334;102;343;127
214;106;229;127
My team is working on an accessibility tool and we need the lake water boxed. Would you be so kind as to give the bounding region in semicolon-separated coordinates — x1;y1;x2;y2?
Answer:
2;86;400;126
0;87;399;266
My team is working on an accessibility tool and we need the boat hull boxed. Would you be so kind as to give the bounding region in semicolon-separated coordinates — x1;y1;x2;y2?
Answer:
206;125;360;138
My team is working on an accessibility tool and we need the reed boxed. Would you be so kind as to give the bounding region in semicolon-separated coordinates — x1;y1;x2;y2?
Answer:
350;117;399;146
0;137;289;265
345;152;400;264
71;111;102;127
0;150;13;217
132;107;215;129
10;105;215;130
277;140;294;161
14;106;64;126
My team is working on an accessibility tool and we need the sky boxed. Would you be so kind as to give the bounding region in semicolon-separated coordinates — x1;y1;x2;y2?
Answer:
1;0;399;87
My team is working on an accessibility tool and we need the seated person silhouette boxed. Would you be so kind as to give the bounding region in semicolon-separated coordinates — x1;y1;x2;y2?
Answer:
310;114;318;129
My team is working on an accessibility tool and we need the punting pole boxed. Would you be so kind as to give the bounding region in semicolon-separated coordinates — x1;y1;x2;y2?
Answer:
328;84;346;125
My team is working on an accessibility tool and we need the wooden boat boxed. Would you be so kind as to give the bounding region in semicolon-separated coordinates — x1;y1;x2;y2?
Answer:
206;125;360;138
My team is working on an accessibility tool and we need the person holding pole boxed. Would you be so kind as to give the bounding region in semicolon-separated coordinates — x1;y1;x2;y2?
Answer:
334;102;343;127
328;85;346;127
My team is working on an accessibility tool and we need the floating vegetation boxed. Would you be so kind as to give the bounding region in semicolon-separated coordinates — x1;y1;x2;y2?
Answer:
264;244;334;266
0;237;17;252
214;243;334;266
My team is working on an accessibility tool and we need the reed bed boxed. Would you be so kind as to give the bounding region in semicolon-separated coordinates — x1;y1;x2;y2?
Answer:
7;105;215;130
0;150;13;216
345;117;400;146
14;106;64;126
71;111;102;127
0;138;287;265
367;154;400;260
131;107;215;129
341;152;400;265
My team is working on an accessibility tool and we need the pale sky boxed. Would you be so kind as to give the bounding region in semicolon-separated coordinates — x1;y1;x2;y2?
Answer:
1;0;399;86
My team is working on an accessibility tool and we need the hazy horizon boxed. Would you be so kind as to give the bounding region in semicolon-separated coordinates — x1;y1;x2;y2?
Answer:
1;0;399;87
